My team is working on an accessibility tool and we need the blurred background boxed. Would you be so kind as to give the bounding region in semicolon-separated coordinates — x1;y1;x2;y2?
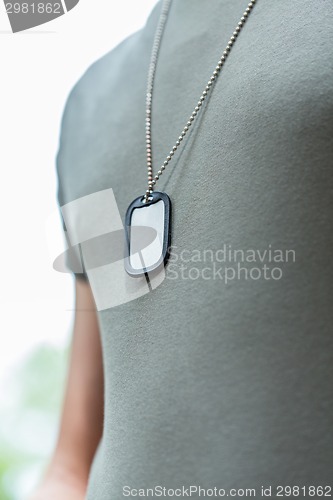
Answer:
0;1;156;498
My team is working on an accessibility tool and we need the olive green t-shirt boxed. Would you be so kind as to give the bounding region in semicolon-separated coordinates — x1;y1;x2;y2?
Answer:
56;0;333;498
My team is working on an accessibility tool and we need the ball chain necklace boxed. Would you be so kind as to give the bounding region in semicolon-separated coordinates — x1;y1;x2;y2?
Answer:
125;0;258;277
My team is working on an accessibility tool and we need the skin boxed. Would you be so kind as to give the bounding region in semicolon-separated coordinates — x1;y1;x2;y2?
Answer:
29;279;104;499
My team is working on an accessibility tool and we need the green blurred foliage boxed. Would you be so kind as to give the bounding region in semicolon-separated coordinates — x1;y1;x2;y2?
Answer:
0;344;68;500
18;345;67;412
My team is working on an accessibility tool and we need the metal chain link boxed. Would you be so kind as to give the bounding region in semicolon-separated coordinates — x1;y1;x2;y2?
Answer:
144;0;258;201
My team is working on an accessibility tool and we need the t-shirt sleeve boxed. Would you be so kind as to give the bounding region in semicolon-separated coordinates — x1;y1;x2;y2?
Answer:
55;85;88;281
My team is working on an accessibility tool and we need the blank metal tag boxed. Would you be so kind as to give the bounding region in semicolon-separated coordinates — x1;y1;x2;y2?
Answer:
124;191;172;277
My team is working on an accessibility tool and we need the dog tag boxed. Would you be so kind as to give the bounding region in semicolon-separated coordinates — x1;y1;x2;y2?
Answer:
124;191;171;277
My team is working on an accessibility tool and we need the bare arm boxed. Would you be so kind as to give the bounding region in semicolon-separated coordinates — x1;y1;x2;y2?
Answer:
30;279;104;499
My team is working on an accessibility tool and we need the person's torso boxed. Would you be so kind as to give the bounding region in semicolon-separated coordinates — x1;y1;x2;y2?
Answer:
57;0;333;497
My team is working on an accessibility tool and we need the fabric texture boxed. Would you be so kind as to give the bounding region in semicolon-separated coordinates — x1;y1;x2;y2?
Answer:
56;0;333;498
